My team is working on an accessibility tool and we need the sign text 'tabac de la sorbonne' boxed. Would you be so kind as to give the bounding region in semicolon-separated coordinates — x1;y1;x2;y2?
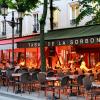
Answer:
17;36;100;48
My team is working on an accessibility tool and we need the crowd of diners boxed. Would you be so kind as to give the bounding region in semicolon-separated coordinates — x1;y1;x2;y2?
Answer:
0;53;99;81
0;55;100;75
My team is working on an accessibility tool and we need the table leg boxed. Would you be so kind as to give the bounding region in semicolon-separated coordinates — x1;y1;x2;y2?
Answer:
15;77;24;94
69;79;76;96
52;81;60;100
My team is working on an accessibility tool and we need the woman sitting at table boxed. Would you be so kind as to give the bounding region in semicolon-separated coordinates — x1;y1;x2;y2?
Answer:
80;59;91;73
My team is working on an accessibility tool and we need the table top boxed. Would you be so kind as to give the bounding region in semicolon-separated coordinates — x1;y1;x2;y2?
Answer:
1;70;6;73
68;75;79;79
12;73;22;77
46;76;61;81
92;81;100;87
84;73;91;76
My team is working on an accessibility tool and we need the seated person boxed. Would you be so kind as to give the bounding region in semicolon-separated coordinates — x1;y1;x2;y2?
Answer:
95;62;100;70
76;68;84;75
14;63;20;73
80;60;91;73
66;69;71;75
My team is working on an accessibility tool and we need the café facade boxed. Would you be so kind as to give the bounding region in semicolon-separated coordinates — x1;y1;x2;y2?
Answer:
0;24;100;70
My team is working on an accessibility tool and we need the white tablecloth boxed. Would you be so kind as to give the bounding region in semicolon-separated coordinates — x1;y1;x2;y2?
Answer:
92;82;100;88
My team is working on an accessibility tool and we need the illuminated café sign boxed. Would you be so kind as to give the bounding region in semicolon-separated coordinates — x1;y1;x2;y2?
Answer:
17;36;100;48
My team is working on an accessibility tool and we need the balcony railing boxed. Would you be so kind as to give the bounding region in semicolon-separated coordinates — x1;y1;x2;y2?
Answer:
70;19;76;25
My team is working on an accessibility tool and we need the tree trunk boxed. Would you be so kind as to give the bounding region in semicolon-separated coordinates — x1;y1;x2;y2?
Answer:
40;0;48;72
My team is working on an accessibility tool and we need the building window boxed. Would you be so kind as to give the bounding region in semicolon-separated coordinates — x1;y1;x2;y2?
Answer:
33;13;39;33
53;8;60;28
69;1;79;25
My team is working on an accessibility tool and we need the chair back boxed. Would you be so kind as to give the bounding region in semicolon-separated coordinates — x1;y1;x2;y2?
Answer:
6;68;14;78
77;75;85;85
89;73;94;82
97;72;100;81
38;72;46;84
47;71;54;77
14;68;20;73
20;72;30;83
6;68;14;81
29;68;35;73
21;68;28;73
18;68;28;73
74;71;78;75
83;76;92;91
61;76;69;87
31;72;38;81
0;69;2;76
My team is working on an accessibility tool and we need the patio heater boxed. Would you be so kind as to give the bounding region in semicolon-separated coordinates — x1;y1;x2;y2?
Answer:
1;1;8;35
1;2;19;68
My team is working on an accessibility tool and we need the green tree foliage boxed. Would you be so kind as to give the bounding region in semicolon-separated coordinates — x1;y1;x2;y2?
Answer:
76;0;100;25
0;0;40;13
0;0;40;37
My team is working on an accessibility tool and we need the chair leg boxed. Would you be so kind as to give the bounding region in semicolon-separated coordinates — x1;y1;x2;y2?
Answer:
28;83;31;94
58;89;60;99
7;80;9;92
13;83;15;93
44;87;47;96
94;96;96;100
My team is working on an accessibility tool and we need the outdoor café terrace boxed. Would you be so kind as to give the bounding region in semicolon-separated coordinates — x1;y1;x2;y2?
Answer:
0;65;100;100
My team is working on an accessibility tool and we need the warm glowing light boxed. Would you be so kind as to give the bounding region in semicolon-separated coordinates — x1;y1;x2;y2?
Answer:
80;61;90;72
54;81;61;86
20;61;25;66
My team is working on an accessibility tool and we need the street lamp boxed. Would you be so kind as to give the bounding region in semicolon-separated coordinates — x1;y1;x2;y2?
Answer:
1;3;19;68
1;1;8;35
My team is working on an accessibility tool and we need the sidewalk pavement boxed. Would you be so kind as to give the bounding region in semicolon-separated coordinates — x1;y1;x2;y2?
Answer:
0;86;99;100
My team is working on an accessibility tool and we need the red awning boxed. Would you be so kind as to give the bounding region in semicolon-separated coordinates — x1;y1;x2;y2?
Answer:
9;48;25;52
0;35;33;45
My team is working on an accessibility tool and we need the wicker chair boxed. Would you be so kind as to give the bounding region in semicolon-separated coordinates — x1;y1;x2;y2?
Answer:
97;72;100;81
83;76;93;100
46;76;70;100
30;72;38;92
6;68;15;91
37;72;47;95
56;76;70;99
47;71;55;77
13;72;31;94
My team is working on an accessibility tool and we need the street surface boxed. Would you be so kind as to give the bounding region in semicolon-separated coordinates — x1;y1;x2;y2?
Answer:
0;95;21;100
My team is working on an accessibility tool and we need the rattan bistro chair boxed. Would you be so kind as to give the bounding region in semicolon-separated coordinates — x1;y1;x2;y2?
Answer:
47;76;70;99
83;76;93;99
6;68;15;91
97;72;100;81
30;72;39;92
83;76;100;100
13;72;31;94
57;76;70;99
47;71;55;77
37;72;47;95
